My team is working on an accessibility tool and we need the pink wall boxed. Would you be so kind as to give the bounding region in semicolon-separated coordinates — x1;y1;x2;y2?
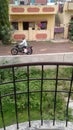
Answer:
35;0;47;4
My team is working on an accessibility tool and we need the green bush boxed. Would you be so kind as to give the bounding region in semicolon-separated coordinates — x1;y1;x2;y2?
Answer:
0;25;12;44
68;21;73;41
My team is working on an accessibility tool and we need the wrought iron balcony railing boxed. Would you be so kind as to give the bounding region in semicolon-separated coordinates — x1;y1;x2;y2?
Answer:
0;62;73;130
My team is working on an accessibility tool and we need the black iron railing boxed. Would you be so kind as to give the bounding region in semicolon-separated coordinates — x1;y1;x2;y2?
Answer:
0;62;73;130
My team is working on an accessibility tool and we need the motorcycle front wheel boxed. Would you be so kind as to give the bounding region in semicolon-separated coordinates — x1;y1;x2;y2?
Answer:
11;48;18;55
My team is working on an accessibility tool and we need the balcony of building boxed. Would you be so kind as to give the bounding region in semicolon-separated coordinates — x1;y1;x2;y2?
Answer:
0;61;73;130
64;1;73;11
9;0;58;15
67;1;73;10
9;5;57;15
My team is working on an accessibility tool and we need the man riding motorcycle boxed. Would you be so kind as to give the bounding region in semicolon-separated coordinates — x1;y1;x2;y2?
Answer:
19;37;28;53
11;36;33;55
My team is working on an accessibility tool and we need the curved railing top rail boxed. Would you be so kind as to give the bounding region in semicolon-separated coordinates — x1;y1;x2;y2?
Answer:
0;61;73;68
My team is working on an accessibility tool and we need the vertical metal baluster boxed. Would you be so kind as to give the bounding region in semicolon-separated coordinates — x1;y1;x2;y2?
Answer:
0;70;2;83
53;65;58;125
0;69;4;83
66;67;73;127
27;66;31;127
0;92;6;130
40;65;44;126
12;67;19;129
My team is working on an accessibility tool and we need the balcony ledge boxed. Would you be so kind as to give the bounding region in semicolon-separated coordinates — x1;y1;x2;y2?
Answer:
9;5;57;15
0;120;73;130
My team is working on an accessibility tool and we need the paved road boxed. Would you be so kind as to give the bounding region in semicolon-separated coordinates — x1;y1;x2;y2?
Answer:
0;41;73;56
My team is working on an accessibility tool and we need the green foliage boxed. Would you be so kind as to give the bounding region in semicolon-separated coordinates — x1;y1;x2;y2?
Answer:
68;20;73;41
0;0;9;26
0;25;12;44
0;67;73;127
0;0;12;44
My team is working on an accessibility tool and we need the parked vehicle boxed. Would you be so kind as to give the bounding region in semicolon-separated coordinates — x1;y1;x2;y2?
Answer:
11;44;33;55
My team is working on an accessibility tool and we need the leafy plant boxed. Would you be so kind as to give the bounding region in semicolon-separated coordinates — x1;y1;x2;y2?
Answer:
0;25;12;44
0;0;12;44
68;20;73;41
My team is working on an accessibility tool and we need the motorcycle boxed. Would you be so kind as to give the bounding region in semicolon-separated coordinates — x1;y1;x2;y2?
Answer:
11;44;33;55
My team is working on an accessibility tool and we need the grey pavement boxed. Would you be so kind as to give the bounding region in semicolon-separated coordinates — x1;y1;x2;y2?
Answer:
0;120;73;130
0;39;73;65
0;52;73;65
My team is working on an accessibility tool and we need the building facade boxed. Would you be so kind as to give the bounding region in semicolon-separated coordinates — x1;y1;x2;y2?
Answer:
9;0;58;41
63;1;73;39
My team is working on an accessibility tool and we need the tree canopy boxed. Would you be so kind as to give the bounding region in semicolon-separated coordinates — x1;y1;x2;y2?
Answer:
0;0;11;44
68;18;73;41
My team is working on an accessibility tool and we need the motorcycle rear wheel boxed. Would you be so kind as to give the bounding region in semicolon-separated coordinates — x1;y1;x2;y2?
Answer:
11;48;18;55
27;48;33;55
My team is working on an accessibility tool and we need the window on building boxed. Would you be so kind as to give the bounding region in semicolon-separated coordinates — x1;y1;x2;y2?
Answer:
37;21;47;30
20;0;25;5
11;22;18;30
23;22;29;30
41;21;47;30
14;0;19;5
29;22;35;30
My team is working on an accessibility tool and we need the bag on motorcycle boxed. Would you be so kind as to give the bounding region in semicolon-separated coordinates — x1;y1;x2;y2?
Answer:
24;48;27;53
